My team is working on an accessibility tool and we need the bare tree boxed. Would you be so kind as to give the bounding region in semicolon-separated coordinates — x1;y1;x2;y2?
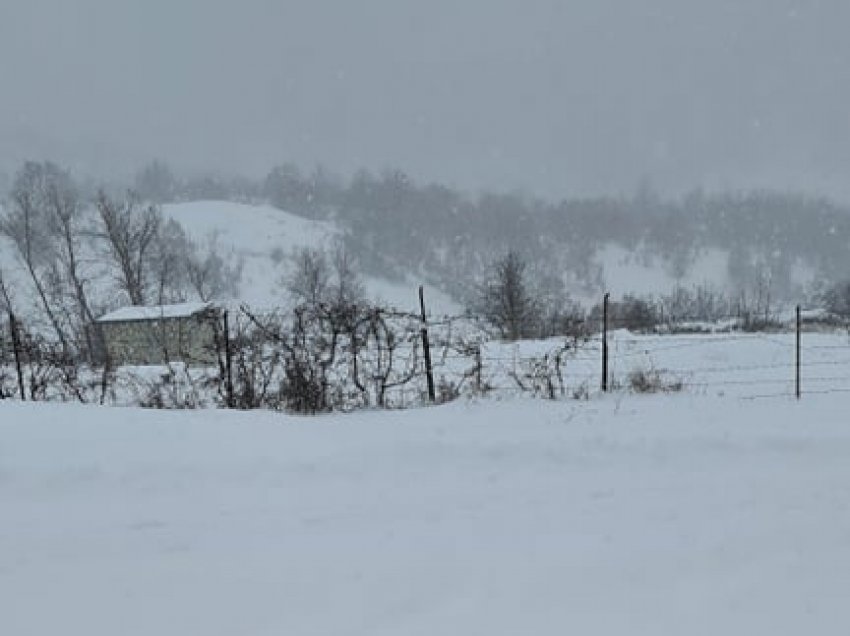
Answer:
186;232;243;302
151;218;190;304
1;162;73;353
0;269;12;314
282;242;363;311
824;281;850;318
96;192;237;307
328;242;364;309
264;163;311;215
285;247;330;307
95;191;161;306
42;165;99;358
350;308;420;407
476;250;538;341
134;160;178;204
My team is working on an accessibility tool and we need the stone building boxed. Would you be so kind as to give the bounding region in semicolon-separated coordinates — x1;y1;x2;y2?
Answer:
96;302;220;366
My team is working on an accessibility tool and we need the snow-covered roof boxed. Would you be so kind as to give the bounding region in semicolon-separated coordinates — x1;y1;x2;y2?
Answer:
97;302;213;323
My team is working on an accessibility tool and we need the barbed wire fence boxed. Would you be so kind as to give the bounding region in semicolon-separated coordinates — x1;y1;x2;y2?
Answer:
212;294;850;408
4;291;850;410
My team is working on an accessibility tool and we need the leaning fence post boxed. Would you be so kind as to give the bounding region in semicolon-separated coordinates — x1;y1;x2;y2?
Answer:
796;304;801;400
602;293;610;392
419;286;436;403
223;310;235;408
9;312;26;401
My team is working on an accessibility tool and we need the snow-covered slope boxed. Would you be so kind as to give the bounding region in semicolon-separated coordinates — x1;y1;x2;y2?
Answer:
163;200;338;307
164;200;460;314
0;198;819;317
164;201;336;256
593;243;731;298
0;200;459;316
3;395;850;635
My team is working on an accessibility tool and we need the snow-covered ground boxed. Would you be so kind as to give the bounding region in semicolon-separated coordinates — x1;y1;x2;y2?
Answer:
3;395;850;635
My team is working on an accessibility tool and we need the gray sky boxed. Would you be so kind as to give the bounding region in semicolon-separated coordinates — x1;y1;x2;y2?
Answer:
1;0;849;198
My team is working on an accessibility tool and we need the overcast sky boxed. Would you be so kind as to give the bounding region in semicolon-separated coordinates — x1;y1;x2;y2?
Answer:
1;0;849;198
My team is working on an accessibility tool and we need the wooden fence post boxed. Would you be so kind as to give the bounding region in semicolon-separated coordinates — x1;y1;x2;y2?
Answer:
419;286;436;403
475;345;483;394
9;312;26;401
223;310;235;408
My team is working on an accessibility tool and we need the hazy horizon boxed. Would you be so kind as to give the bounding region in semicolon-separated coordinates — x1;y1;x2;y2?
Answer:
2;0;849;200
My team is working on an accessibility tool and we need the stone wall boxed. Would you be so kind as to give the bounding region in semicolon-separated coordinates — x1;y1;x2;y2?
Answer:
102;311;218;366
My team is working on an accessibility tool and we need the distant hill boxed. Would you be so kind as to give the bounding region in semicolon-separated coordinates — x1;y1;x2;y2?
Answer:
162;200;461;314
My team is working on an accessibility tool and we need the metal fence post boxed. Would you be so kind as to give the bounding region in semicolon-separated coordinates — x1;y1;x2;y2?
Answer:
796;305;801;400
602;293;610;392
419;286;436;403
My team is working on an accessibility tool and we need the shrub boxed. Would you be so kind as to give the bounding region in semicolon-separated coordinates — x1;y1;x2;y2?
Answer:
628;367;683;394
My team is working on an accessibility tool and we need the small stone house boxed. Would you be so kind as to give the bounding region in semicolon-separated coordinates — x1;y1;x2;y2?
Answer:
96;302;220;366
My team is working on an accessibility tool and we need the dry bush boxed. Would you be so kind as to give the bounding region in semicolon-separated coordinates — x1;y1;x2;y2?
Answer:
628;367;684;394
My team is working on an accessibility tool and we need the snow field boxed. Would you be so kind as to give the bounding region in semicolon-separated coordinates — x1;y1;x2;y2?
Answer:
3;395;850;634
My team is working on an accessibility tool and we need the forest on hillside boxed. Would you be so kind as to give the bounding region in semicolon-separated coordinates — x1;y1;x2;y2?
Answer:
124;160;850;306
4;159;850;323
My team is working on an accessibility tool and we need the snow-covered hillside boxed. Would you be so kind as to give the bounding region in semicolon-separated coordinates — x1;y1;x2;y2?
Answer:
162;201;338;307
3;395;850;635
585;243;816;303
0;198;822;319
166;201;802;313
163;200;461;314
0;200;460;318
592;244;731;298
